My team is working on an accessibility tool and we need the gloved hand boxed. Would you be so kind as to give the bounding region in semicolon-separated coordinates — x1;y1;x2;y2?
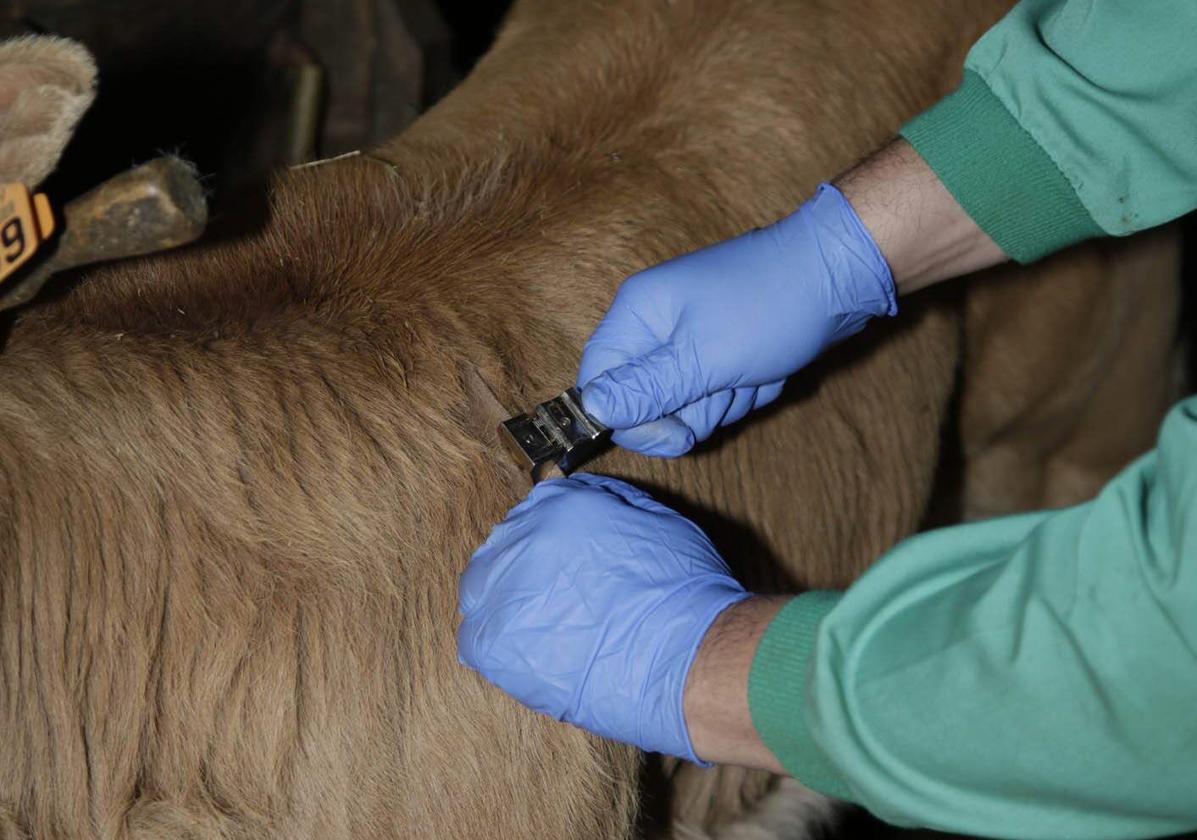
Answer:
457;473;748;763
578;182;896;457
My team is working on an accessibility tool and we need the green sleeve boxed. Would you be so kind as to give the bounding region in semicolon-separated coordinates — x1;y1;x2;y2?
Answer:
748;396;1197;839
899;0;1197;262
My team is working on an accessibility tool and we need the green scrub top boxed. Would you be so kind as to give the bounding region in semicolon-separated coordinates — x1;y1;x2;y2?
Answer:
747;2;1197;837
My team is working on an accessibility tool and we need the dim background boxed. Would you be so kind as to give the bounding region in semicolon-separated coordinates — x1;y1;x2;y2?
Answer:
0;0;512;226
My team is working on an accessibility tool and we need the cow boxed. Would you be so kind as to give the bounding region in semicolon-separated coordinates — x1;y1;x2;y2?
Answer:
0;1;1180;837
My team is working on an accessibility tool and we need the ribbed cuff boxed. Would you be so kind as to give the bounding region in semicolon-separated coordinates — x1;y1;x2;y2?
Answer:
900;71;1103;263
748;591;853;801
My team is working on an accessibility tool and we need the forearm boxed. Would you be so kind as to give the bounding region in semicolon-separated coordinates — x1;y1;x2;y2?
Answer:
840;1;1197;288
835;139;1006;294
741;397;1197;838
900;0;1197;262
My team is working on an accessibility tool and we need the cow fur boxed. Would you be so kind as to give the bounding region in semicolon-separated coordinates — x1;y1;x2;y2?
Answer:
0;1;1180;838
0;36;95;187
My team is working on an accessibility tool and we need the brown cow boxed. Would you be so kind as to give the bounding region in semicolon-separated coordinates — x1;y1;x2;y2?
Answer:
0;1;1179;838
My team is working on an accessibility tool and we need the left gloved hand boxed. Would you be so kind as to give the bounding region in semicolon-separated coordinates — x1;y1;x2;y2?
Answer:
457;473;748;763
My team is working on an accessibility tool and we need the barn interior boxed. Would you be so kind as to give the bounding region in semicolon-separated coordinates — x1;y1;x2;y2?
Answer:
1;2;1194;839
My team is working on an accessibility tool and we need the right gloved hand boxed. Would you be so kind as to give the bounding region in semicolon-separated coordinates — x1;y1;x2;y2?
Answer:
577;183;896;457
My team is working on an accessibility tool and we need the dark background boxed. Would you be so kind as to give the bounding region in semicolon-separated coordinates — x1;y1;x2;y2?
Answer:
1;0;513;219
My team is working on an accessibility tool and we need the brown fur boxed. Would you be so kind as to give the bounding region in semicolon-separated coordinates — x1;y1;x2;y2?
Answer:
0;1;1179;838
958;228;1181;519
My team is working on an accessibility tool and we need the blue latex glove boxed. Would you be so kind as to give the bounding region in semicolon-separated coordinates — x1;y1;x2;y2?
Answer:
457;474;749;763
578;182;896;457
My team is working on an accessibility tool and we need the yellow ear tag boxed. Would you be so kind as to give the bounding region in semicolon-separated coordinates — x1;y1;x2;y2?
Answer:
0;183;55;286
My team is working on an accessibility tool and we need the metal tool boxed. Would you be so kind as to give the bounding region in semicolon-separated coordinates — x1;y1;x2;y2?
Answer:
501;387;610;482
0;156;207;312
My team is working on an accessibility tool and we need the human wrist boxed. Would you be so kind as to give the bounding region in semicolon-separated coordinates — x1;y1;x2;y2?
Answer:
653;580;751;763
682;595;789;771
835;138;1007;294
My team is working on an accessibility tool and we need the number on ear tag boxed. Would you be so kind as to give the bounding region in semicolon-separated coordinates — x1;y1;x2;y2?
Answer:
0;184;55;286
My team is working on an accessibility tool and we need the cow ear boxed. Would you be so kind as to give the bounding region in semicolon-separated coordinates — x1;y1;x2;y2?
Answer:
0;36;96;187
